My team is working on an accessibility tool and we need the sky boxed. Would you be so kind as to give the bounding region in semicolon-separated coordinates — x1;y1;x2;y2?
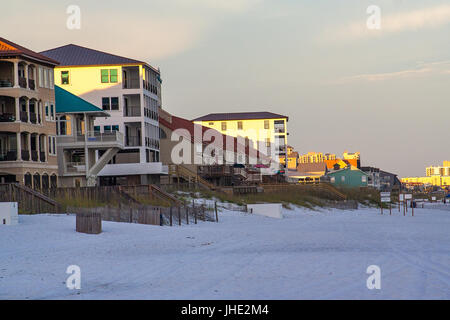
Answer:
2;0;449;177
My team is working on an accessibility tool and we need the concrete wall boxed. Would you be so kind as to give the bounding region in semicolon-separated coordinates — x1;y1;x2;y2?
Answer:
247;203;283;219
0;202;18;225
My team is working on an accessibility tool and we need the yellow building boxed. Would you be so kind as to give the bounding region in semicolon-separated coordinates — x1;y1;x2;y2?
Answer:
299;152;324;164
192;112;289;164
279;145;298;169
402;161;450;187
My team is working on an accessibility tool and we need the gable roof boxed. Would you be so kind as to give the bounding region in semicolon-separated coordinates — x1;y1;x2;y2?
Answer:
40;44;150;68
192;112;289;122
0;37;59;65
55;85;108;116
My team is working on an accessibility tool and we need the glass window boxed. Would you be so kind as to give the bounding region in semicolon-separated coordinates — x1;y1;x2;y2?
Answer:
341;176;345;182
61;71;69;85
101;69;109;83
110;69;118;83
57;115;72;136
104;125;111;132
94;126;100;132
264;120;269;129
50;104;55;120
102;97;110;110
237;121;243;130
274;120;285;133
221;122;227;131
110;97;119;110
112;125;119;131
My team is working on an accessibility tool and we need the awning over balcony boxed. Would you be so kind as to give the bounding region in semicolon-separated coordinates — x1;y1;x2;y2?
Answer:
55;85;109;117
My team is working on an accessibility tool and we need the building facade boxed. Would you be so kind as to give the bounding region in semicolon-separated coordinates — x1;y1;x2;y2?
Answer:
403;161;450;188
0;37;59;189
327;167;369;188
41;44;165;185
192;112;288;165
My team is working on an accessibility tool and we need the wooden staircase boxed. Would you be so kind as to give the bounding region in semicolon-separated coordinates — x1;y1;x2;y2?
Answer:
314;183;347;200
0;183;60;213
168;164;216;190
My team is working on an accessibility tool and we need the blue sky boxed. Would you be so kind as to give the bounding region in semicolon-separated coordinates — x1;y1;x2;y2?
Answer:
2;0;449;176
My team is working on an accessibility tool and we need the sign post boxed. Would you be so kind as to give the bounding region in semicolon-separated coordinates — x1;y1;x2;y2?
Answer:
405;194;412;216
380;192;391;215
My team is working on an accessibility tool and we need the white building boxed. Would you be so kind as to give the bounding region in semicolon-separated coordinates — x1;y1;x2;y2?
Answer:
40;44;166;185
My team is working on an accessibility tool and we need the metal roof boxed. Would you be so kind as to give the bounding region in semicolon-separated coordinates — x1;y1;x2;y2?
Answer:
40;44;147;67
192;112;289;122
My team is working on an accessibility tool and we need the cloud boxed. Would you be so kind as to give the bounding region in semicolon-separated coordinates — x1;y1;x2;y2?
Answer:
336;61;450;84
324;4;450;42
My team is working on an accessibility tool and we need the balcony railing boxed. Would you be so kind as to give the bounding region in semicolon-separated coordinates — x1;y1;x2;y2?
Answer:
21;150;30;161
0;113;15;122
126;135;141;147
20;111;28;123
0;151;17;161
65;162;86;173
30;150;38;161
29;112;37;124
0;79;13;87
124;105;141;117
123;78;140;89
28;79;35;90
57;131;124;146
19;77;27;88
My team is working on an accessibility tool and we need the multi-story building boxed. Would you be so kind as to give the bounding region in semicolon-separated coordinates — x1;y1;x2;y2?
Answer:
279;145;299;169
0;37;59;189
403;161;450;188
40;44;165;185
192;112;289;165
299;152;324;164
55;86;124;187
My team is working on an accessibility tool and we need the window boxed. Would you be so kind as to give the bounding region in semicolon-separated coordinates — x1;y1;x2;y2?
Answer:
104;125;111;132
221;122;227;131
112;125;119;131
94;126;100;132
61;71;69;85
362;176;367;183
49;71;54;89
237;121;243;130
110;69;118;83
102;97;119;110
274;120;285;133
208;122;214;126
101;69;118;83
44;69;49;88
45;103;49;120
265;138;271;148
50;104;55;121
57;115;72;136
39;68;43;87
330;177;335;183
264;120;269;129
48;136;57;155
341;176;345;182
110;97;119;110
102;97;110;110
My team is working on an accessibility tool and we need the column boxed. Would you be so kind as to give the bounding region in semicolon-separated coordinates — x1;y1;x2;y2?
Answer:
15;97;20;122
16;132;22;161
37;135;40;162
13;61;19;88
27;99;31;123
27;133;31;160
43;134;47;162
24;64;29;89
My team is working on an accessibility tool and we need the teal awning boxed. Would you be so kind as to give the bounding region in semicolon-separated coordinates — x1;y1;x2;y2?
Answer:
55;85;108;116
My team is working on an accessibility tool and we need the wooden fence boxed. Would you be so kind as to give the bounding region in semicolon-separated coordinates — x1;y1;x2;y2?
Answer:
76;212;102;234
0;183;60;214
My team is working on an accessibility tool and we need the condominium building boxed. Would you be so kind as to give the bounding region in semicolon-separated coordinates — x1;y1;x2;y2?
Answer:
192;112;289;164
0;37;59;189
40;44;165;185
402;161;450;188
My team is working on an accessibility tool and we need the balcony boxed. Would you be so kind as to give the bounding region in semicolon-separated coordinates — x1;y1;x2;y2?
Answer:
21;150;30;161
57;131;124;148
65;162;86;174
0;151;17;161
123;78;140;89
124;105;141;117
125;135;141;147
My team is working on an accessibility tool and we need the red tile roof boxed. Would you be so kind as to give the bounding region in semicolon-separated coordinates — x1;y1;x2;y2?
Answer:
0;37;59;65
160;114;271;162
